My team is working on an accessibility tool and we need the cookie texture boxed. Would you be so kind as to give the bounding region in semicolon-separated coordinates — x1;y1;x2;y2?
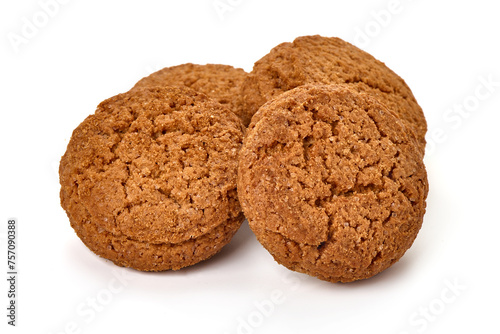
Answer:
238;84;428;283
60;86;245;271
133;63;247;123
241;35;426;148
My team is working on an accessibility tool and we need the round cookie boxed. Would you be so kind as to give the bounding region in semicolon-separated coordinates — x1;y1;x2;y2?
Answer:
60;86;245;271
238;84;428;283
241;35;427;148
133;63;247;123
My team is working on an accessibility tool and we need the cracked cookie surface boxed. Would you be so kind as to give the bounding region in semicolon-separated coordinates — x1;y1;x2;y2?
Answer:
60;86;245;271
241;35;426;148
133;63;247;123
238;84;428;282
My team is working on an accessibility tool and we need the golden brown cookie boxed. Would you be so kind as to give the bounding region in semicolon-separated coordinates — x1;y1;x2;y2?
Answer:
241;35;426;148
60;86;245;271
133;63;247;122
238;84;428;283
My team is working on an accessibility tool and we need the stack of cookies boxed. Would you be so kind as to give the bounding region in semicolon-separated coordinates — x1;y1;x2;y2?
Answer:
60;35;428;283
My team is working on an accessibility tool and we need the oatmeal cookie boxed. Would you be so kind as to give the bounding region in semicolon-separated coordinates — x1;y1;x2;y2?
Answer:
241;35;426;148
238;84;428;282
133;63;247;123
60;86;245;271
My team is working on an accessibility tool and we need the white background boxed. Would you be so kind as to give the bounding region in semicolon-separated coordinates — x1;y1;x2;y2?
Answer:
1;0;499;333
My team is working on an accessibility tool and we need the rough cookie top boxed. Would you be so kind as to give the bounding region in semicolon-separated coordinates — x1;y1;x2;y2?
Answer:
133;63;247;122
238;84;428;282
60;86;245;245
241;35;426;147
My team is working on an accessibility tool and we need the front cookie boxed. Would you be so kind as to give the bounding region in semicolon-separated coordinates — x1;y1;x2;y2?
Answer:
60;86;245;271
238;84;428;282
